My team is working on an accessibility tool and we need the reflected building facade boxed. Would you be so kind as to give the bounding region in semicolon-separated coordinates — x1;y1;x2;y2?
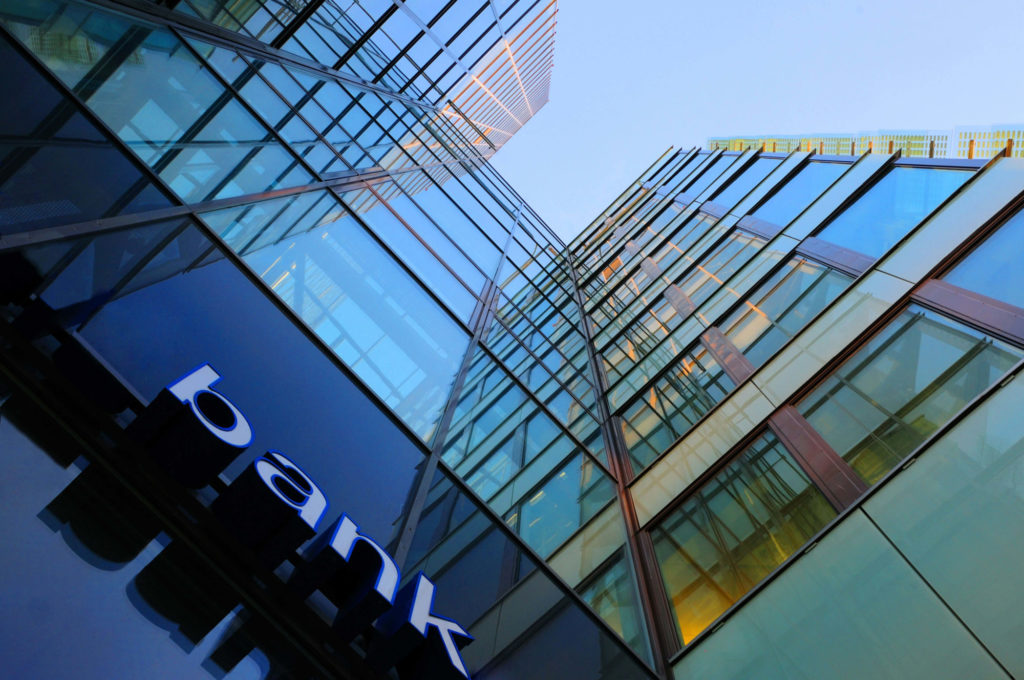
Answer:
2;1;1024;679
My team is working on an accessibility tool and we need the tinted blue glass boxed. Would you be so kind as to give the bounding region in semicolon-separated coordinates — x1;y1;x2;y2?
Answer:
336;187;478;321
815;167;970;258
20;222;425;539
237;201;471;443
751;161;847;226
943;207;1024;310
404;469;654;678
710;158;780;207
1;0;314;203
681;155;734;197
0;35;170;233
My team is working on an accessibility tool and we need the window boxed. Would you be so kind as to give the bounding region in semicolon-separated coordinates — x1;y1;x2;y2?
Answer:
798;305;1022;485
815;167;970;259
652;432;836;644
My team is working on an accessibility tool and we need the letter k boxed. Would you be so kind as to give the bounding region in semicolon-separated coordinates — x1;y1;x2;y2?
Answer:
407;573;473;678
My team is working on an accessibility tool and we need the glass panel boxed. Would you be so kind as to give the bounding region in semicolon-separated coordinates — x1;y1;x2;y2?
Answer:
677;229;766;308
681;156;734;197
407;471;655;679
236;194;470;442
751;161;847;227
1;0;313;203
943;207;1024;310
579;553;650;661
798;304;1022;485
815;167;970;258
405;176;503;275
652;432;836;644
0;34;170;233
710;158;780;208
672;511;1009;680
201;190;336;254
865;374;1024;675
620;344;734;473
336;187;478;321
720;255;854;368
506;452;615;558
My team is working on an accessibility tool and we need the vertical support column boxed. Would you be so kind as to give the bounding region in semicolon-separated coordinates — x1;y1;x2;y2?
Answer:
565;250;676;675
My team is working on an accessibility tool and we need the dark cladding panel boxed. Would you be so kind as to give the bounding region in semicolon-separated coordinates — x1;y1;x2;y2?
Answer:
17;221;425;541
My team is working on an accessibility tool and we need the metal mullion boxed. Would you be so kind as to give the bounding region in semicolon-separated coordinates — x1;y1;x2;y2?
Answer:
613;255;902;472
500;277;583;341
358;185;484;301
565;243;677;674
581;207;681;295
306;188;476;339
219;46;361;176
666;351;1022;669
474;342;610;473
497;303;588;380
485;313;601;424
597;223;738;355
6;16;474;459
330;4;398;73
389;198;519;566
0;170;399;254
497;267;584;342
269;0;328;49
834;331;994;458
581;192;668;271
405;458;661;678
585;210;710;315
0;26;182;222
573;147;679;252
0;44;160;220
121;26;320;203
805;309;923;409
374;171;500;287
493;292;576;365
371;25;429;90
94;0;447;115
576;191;651;265
653;515;735;612
912;279;1024;348
399;170;509;260
76;219;196;328
239;190;326;255
605;254;788;410
579;184;664;263
738;257;845;342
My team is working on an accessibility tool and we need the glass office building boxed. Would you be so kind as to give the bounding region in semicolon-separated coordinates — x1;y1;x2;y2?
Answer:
2;1;1024;679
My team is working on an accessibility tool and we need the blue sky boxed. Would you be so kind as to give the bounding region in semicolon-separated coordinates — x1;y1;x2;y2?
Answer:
491;0;1024;243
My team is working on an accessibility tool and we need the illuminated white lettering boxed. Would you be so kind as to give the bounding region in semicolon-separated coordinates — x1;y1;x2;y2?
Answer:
167;364;253;448
254;451;328;531
407;573;473;678
328;515;400;603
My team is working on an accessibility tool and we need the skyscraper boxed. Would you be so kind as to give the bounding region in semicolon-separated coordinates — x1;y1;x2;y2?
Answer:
2;1;1023;679
571;144;1024;679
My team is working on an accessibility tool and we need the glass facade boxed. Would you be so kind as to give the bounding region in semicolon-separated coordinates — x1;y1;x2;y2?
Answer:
3;2;1024;678
571;144;1024;676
